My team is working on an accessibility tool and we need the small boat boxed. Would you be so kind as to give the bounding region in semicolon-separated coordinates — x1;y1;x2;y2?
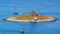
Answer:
20;29;24;33
13;5;19;14
13;12;19;14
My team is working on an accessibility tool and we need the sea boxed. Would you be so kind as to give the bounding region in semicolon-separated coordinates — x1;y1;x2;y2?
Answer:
0;0;60;34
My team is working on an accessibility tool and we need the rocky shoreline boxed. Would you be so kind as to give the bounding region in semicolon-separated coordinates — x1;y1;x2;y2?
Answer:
4;11;57;22
5;17;56;22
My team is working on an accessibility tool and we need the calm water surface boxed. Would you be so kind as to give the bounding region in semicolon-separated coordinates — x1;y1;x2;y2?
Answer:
0;10;60;34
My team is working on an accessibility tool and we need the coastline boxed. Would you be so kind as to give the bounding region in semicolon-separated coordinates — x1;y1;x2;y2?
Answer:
4;11;57;22
5;17;56;22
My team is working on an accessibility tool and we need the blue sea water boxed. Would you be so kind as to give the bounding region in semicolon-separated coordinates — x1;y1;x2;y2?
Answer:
0;0;60;34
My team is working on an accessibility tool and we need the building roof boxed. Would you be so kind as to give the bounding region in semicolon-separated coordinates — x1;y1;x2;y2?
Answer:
29;10;38;16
